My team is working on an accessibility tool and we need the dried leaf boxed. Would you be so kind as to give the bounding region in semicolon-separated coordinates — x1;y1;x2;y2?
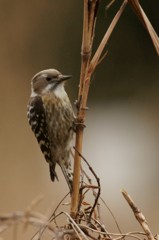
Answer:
128;0;159;55
90;0;128;73
82;201;91;206
106;0;116;11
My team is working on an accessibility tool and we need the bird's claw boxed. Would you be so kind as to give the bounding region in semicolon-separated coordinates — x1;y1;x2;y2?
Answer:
74;99;80;111
72;120;86;132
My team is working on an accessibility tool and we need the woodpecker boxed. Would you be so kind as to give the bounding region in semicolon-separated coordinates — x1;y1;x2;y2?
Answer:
27;69;74;192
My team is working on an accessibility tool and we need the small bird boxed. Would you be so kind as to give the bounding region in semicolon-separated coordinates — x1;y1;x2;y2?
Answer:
27;69;74;192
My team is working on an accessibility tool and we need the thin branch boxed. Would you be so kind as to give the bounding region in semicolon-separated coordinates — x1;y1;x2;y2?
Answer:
74;147;101;223
90;217;113;239
50;192;70;225
128;0;159;55
89;0;128;73
70;222;83;240
106;0;117;10
71;0;100;219
32;193;70;239
64;212;89;240
100;196;122;234
122;190;155;240
81;168;102;224
97;50;108;66
78;224;145;239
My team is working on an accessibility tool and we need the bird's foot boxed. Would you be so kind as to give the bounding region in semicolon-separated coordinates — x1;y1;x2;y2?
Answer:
72;119;86;132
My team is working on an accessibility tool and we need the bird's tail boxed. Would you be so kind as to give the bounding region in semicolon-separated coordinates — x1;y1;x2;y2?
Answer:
60;163;73;193
49;163;59;182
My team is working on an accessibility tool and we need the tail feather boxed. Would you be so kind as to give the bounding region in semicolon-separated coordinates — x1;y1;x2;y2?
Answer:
49;164;59;181
60;163;73;193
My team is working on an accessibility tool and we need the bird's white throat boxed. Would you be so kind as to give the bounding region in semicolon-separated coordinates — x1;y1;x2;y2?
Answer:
31;83;67;99
53;84;67;99
42;83;67;99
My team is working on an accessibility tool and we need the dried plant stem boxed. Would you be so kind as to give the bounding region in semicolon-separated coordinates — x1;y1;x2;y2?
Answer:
122;190;155;240
71;0;127;219
74;147;101;222
90;0;128;72
71;128;84;219
70;0;99;219
128;0;159;55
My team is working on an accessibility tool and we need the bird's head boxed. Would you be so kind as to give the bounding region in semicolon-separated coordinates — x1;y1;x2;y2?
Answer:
31;69;72;96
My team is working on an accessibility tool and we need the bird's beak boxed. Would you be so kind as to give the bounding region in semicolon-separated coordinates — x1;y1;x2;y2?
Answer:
59;75;72;82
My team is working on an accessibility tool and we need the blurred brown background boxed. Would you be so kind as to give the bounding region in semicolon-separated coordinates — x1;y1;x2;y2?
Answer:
0;0;159;239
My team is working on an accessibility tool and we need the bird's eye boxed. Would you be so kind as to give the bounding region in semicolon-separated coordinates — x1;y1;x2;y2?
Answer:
46;76;52;81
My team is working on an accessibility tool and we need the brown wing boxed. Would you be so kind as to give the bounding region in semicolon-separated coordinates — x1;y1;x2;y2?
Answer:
27;96;58;181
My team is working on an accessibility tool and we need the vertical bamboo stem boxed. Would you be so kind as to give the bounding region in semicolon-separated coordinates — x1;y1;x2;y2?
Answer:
70;0;91;219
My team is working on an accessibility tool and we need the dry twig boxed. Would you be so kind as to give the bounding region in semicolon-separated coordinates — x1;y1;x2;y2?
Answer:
122;190;155;240
71;0;100;219
74;147;100;223
128;0;159;55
